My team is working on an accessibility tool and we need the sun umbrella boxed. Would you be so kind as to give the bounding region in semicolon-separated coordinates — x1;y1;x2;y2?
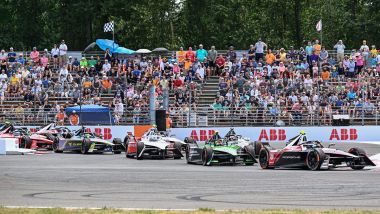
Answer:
152;47;169;52
135;49;152;54
95;39;119;53
114;47;135;55
83;42;96;53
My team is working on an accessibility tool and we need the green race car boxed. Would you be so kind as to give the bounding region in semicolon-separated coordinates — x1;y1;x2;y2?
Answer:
185;132;257;166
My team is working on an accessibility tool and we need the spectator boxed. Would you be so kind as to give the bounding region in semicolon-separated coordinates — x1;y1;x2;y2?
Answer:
208;46;217;74
360;40;369;65
59;40;68;67
334;40;346;62
177;47;186;66
215;54;225;75
0;50;7;61
88;56;97;68
185;47;195;63
265;49;276;65
226;46;237;62
30;47;40;64
101;76;112;94
254;38;267;61
319;46;329;62
80;57;88;68
195;44;208;63
102;59;111;74
56;107;66;125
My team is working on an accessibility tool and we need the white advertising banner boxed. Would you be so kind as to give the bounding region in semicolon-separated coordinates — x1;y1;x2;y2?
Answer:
170;126;380;143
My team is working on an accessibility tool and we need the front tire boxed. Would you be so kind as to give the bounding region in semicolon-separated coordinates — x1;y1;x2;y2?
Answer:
202;147;213;166
348;147;366;170
244;145;255;166
173;142;183;159
259;148;271;169
112;138;122;154
306;149;325;170
136;141;144;160
81;139;91;154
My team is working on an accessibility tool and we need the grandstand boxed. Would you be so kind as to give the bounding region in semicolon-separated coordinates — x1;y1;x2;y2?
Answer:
0;42;379;127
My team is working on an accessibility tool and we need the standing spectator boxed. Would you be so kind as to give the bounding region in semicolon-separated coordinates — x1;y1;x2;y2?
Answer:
0;50;7;61
8;47;16;63
56;107;66;125
319;46;329;62
305;41;313;64
247;44;255;61
30;47;40;64
195;44;208;63
208;46;217;73
334;40;346;62
69;110;79;125
104;48;112;62
185;47;195;63
40;54;49;67
177;47;186;66
51;44;59;69
59;40;68;68
265;49;276;65
313;40;321;56
360;40;369;66
226;46;237;62
114;99;124;120
254;38;267;61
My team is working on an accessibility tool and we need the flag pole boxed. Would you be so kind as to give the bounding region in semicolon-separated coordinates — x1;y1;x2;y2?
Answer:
320;19;323;47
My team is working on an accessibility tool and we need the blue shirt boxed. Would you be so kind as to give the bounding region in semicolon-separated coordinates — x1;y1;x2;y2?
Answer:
42;80;49;88
196;49;208;62
132;69;141;77
305;45;313;55
17;57;25;65
347;91;356;99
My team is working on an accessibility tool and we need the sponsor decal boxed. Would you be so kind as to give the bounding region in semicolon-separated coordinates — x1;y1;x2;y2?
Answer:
329;129;358;141
258;129;286;141
190;129;216;141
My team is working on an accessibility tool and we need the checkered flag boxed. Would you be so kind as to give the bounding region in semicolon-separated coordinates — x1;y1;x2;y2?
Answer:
104;21;114;32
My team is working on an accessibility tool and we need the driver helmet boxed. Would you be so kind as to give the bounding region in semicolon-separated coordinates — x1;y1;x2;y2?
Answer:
84;134;91;139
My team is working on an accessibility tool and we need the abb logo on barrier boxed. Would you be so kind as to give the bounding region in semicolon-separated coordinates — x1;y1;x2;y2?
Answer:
329;128;358;140
190;130;216;141
257;129;286;141
28;128;113;140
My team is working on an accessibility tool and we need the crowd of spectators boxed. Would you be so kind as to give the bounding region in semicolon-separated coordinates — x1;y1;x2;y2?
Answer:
1;38;380;126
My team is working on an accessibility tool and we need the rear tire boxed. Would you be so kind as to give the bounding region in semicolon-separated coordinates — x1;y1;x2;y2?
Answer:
52;138;63;153
20;136;32;149
112;138;122;154
173;142;182;159
244;145;255;166
254;141;263;157
306;149;325;170
202;147;213;166
348;147;366;170
259;148;271;169
136;141;144;160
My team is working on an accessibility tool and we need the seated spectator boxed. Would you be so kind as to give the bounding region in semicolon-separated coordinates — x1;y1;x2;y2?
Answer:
30;47;40;64
101;76;112;93
80;57;88;68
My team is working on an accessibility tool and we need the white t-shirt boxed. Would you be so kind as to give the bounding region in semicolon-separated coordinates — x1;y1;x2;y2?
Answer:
304;78;313;88
255;41;267;54
102;63;111;72
51;48;59;56
59;44;68;56
334;44;345;54
360;45;369;54
59;68;68;77
0;74;7;82
196;67;205;78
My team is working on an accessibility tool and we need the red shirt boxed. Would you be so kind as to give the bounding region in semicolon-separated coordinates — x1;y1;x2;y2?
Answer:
216;57;225;67
185;51;195;62
173;79;183;88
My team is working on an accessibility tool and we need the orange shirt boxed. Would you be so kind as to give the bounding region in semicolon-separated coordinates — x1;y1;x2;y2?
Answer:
101;80;112;89
69;114;79;125
321;71;330;80
166;117;172;129
313;44;321;55
265;53;276;65
152;79;160;86
57;112;65;121
177;51;186;63
83;81;92;88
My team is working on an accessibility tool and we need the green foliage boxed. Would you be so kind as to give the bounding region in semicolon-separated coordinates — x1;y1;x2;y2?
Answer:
0;0;379;50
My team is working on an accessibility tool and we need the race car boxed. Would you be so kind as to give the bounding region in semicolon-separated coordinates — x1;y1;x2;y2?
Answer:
257;131;376;170
185;131;257;166
52;128;117;154
118;127;186;160
0;122;55;150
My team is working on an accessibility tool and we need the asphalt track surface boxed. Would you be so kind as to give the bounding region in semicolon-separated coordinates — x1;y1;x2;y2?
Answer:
1;143;380;210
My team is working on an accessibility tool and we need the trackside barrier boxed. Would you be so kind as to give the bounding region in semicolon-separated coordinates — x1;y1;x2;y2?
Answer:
14;125;380;144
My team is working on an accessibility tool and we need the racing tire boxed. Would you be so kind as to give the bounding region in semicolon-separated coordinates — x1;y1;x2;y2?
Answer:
259;148;272;169
123;136;130;150
348;147;366;170
136;141;144;160
306;149;326;171
185;144;192;164
254;141;263;157
244;145;255;166
112;138;122;154
81;139;91;154
173;142;183;159
52;137;63;153
20;136;32;149
202;147;213;166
